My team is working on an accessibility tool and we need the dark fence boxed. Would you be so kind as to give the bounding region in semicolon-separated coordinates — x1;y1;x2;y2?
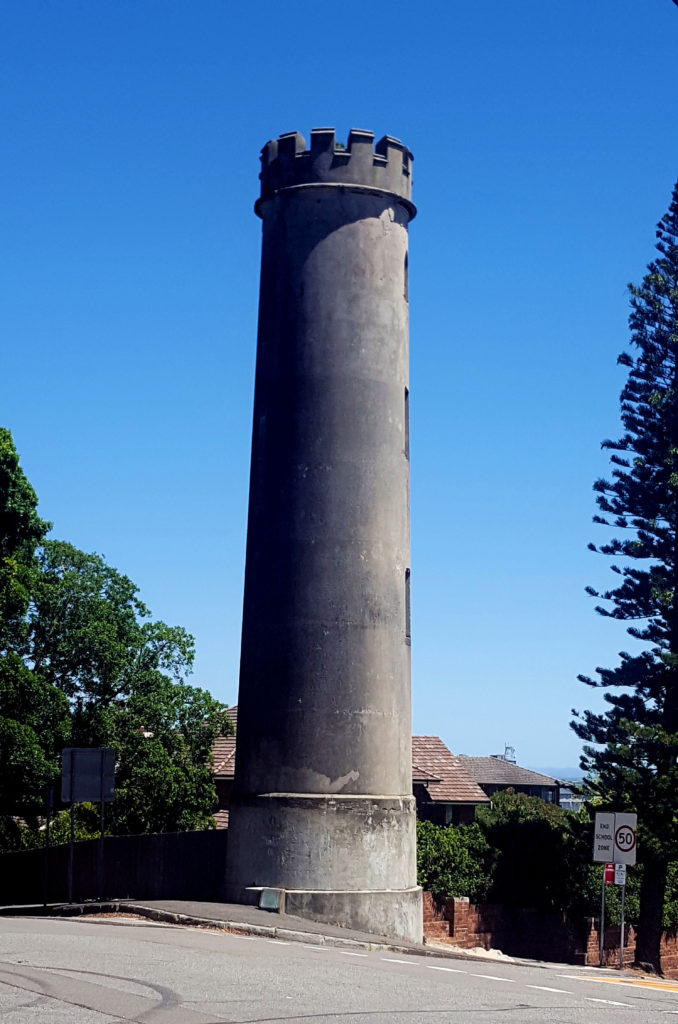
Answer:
0;829;228;906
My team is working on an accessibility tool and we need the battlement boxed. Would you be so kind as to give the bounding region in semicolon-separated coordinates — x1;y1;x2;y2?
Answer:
258;129;414;209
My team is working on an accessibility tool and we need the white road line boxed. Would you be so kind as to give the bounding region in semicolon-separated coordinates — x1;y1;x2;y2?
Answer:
526;985;573;994
426;965;467;973
381;958;415;965
339;951;368;957
586;997;633;1007
306;946;331;951
470;974;516;983
267;939;291;945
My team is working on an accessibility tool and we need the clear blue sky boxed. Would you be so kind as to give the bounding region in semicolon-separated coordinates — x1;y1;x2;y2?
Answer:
3;1;678;774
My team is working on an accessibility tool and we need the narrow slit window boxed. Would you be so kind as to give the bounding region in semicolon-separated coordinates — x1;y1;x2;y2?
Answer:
404;387;410;460
405;568;411;645
404;252;409;302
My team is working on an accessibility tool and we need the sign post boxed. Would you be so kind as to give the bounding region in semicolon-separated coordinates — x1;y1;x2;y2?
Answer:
593;812;637;968
61;749;115;902
619;874;627;969
42;785;53;908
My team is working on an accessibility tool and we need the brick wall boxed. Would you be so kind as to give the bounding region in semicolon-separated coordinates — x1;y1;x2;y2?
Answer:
441;898;588;963
423;893;678;976
422;890;450;942
584;921;678;976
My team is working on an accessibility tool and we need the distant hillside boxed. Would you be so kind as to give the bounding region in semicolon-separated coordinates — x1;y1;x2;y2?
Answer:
529;766;583;783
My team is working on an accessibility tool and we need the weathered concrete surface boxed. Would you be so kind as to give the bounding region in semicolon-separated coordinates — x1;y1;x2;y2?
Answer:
225;129;420;943
283;887;423;942
227;794;416;890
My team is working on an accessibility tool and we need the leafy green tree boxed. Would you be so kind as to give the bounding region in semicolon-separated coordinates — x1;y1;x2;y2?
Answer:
28;540;230;835
572;182;678;972
29;541;191;705
476;790;583;913
0;431;67;848
104;675;228;834
0;428;50;654
22;801;101;848
0;428;45;675
0;431;230;845
415;792;650;931
416;820;490;902
0;653;70;817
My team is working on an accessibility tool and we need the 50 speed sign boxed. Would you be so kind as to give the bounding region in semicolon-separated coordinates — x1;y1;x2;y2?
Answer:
614;814;637;864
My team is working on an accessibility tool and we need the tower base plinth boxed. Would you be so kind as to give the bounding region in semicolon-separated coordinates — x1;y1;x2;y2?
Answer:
225;793;422;944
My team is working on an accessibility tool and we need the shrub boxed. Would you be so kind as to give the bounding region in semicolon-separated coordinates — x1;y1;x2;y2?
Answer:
416;820;490;902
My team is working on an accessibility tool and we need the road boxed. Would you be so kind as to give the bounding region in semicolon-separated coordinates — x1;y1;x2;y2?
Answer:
0;915;677;1022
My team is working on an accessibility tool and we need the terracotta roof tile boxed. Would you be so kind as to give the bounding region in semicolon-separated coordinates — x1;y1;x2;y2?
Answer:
212;706;238;776
412;736;490;804
412;761;441;784
457;756;559;788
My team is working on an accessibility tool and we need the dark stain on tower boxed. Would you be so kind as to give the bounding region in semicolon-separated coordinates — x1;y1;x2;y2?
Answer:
225;129;421;943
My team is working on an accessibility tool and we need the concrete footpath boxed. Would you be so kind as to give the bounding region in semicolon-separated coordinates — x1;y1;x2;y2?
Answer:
0;898;502;964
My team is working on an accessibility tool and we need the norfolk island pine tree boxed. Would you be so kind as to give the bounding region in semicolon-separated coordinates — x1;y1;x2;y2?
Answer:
572;181;678;973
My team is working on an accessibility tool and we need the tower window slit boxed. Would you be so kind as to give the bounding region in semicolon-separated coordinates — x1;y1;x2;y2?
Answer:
404;387;410;460
405;568;411;645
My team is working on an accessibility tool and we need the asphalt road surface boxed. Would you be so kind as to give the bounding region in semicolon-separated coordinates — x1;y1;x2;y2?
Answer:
1;915;677;1023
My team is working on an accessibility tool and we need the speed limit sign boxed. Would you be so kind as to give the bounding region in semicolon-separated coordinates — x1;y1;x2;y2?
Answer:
613;813;637;865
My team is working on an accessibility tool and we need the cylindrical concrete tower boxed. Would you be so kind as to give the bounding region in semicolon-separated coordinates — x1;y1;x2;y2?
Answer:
225;128;421;943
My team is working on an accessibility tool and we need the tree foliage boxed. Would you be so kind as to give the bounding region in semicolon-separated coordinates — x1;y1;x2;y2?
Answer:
416;792;652;928
477;790;584;913
0;653;70;822
417;792;594;915
0;429;230;848
0;430;65;846
572;181;678;971
416;820;490;903
0;428;50;653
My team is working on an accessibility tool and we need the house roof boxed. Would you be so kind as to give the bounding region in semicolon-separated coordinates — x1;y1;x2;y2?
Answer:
457;756;559;788
411;736;490;805
412;761;441;785
212;706;238;776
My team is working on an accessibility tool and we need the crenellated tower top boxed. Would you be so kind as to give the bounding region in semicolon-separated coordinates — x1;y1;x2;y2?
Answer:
256;129;415;218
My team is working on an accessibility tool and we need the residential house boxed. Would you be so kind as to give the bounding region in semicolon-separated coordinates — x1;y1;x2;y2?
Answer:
457;754;561;804
412;736;490;825
212;706;237;828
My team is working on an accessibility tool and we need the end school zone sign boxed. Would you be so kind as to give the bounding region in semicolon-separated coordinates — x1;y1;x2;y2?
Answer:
593;812;637;866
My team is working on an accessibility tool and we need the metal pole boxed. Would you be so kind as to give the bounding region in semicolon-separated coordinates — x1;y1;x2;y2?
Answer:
68;750;75;904
619;881;626;970
68;801;74;903
599;868;606;967
42;785;53;909
98;749;105;898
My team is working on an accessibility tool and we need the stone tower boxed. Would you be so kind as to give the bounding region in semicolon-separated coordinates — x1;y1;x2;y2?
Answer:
225;128;421;943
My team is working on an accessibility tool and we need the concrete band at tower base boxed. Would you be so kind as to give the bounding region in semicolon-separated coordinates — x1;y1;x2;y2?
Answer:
224;129;422;944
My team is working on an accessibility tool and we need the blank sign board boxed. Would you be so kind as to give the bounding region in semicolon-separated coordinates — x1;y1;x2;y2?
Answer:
61;748;115;803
